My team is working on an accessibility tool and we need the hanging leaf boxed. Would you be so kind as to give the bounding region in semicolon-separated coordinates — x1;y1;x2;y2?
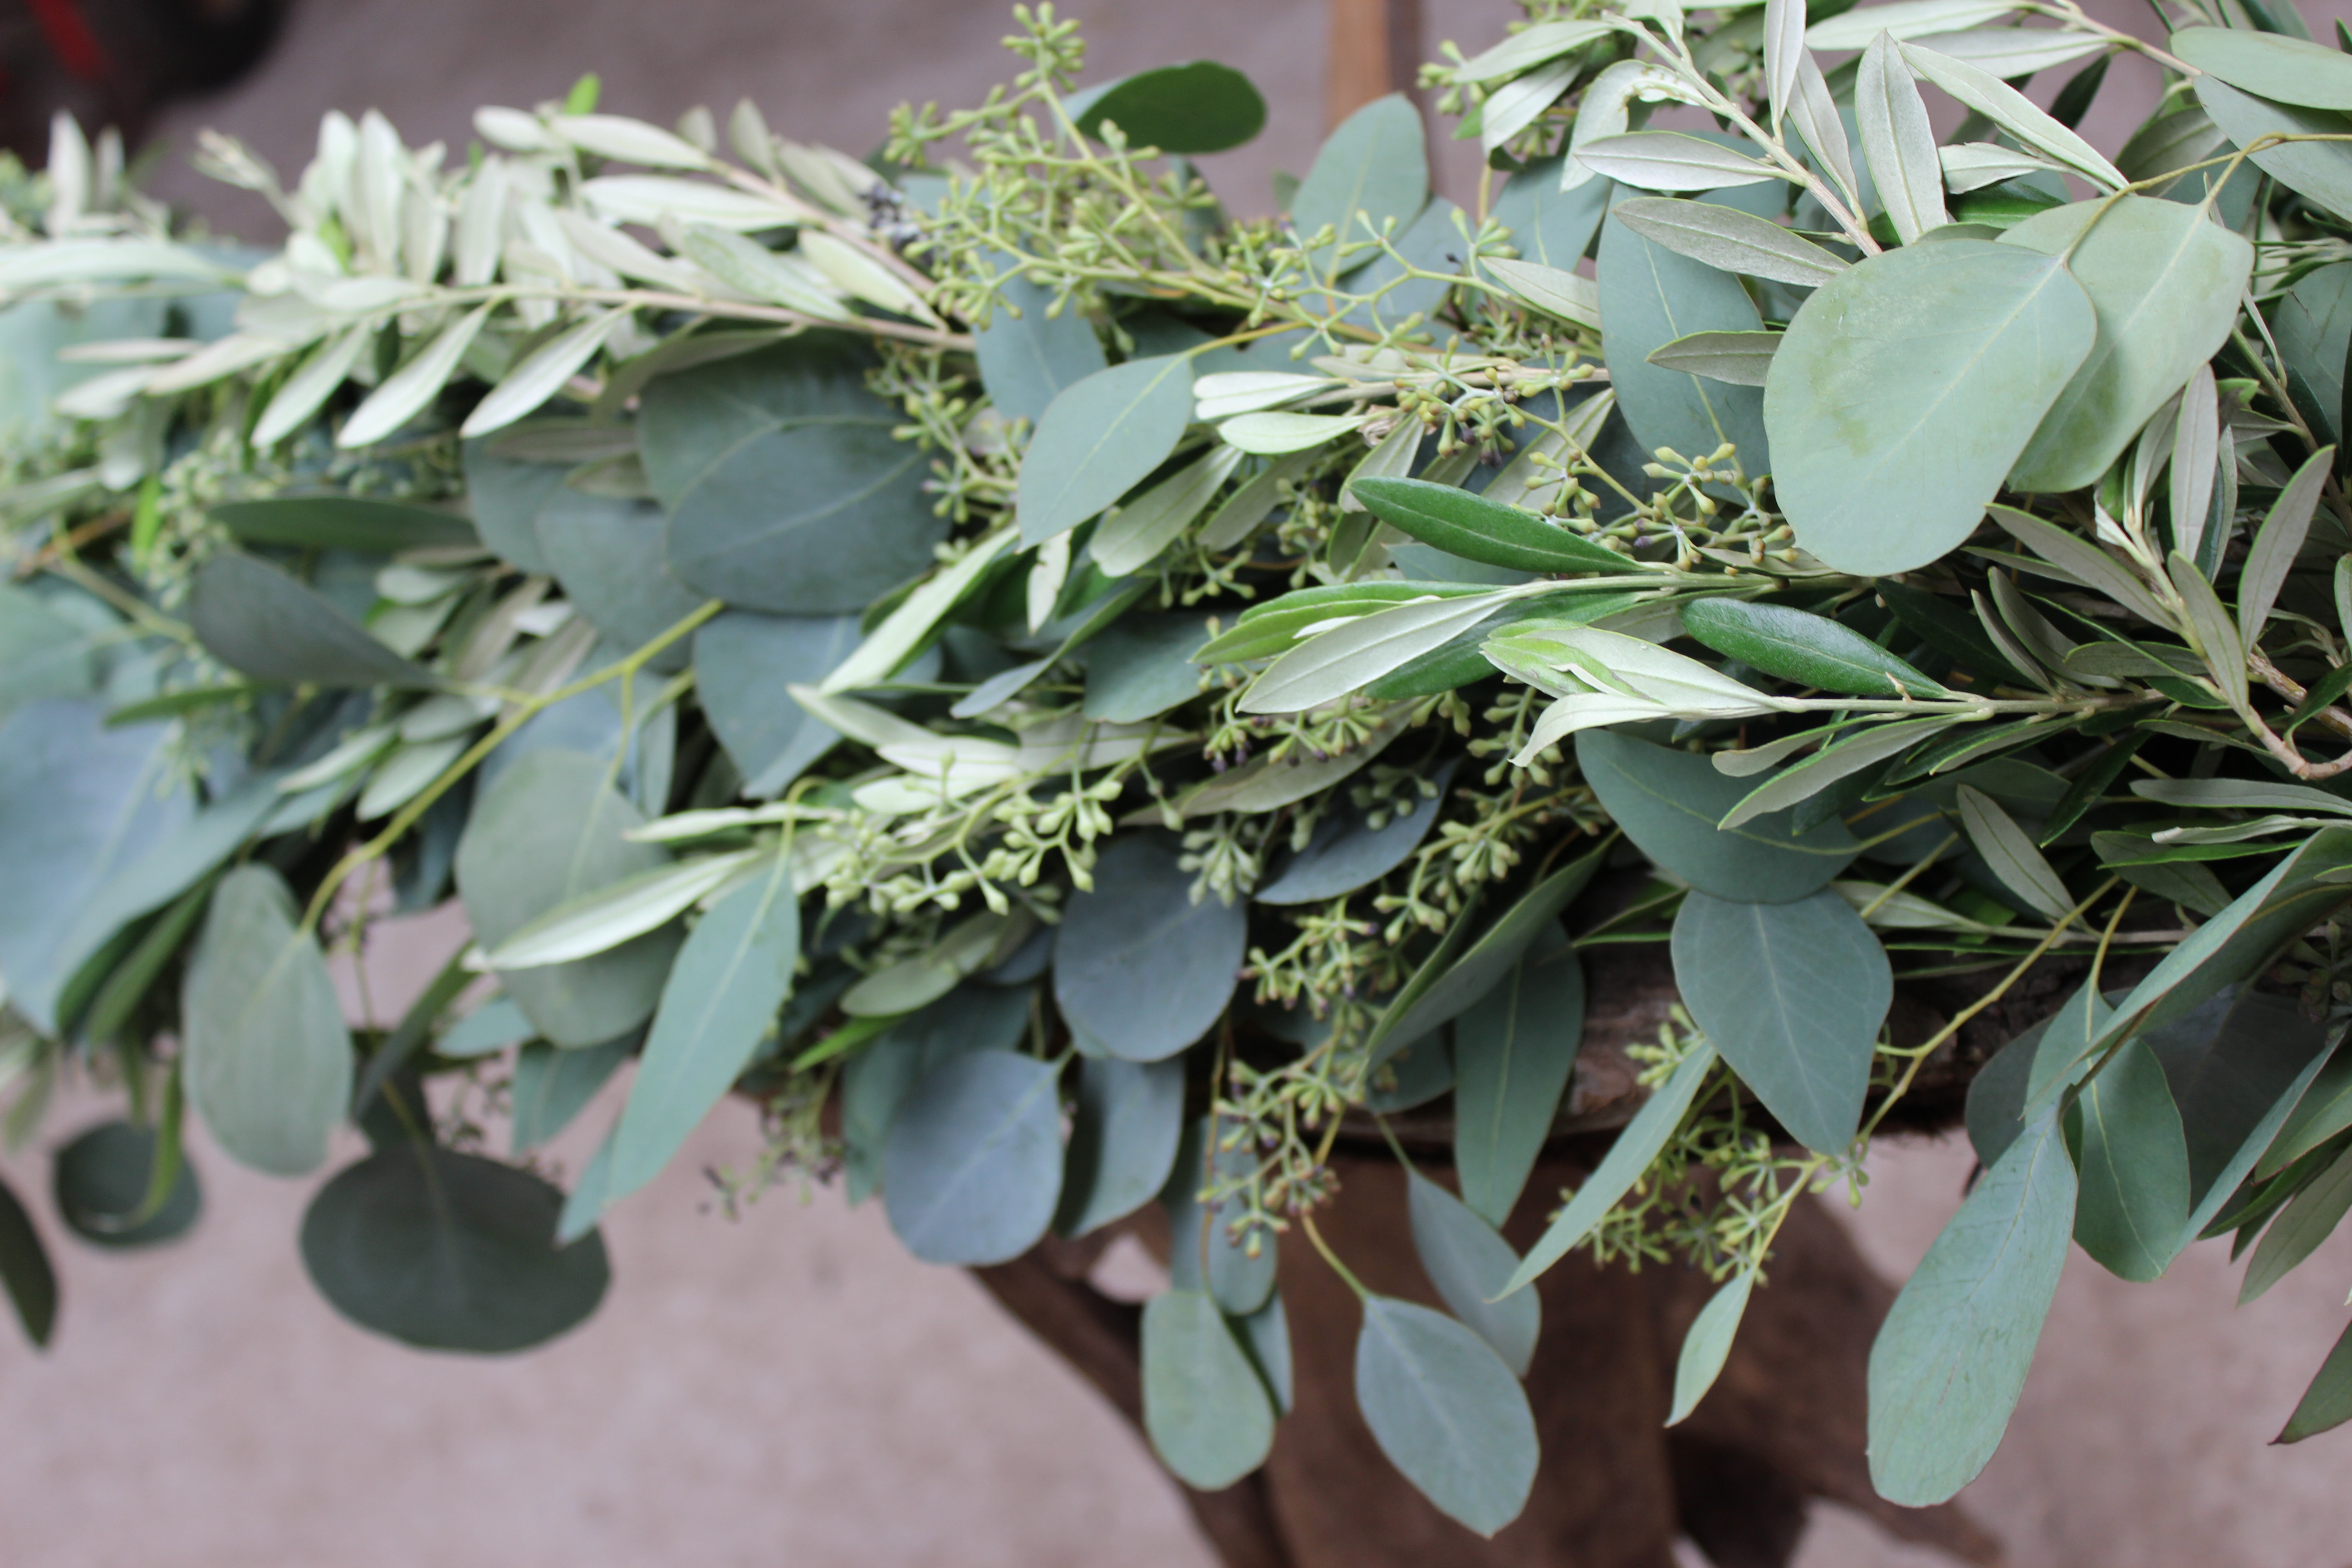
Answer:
1955;785;2074;921
0;1172;56;1347
1069;61;1268;154
644;336;946;613
186;551;436;689
1056;1055;1186;1237
1351;476;1639;574
1015;355;1196;544
1672;887;1890;1154
1573;132;1786;191
2278;1318;2352;1442
1506;1043;1720;1294
1867;1110;2076;1504
883;1050;1064;1265
461;308;628;439
2239;448;2332;653
1054;836;1246;1061
1407;1171;1542;1377
51;1118;202;1248
1236;1290;1294;1414
1141;1289;1278;1489
1163;1114;1279;1315
2072;1038;2192;1283
455;750;683;1049
1094;445;1243;576
1999;196;2254;492
1598;206;1772;475
1806;0;2019;51
1898;40;2126;189
1290;94;1428;279
509;1036;632;1152
606;858;799;1202
1669;1269;1757;1426
1857;34;1949;243
301;1142;611;1352
2144;988;2339;1246
1452;936;1583;1228
1764;240;2095;576
339;304;492;448
1355;1295;1540;1535
2239;1145;2352;1303
1577;730;1859;903
181;865;353;1178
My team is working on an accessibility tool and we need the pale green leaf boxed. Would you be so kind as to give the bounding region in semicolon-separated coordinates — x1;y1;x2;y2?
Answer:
1857;34;1948;243
1610;196;1850;287
1143;1289;1277;1488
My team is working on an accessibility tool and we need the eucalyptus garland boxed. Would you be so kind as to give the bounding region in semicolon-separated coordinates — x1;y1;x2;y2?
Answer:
6;0;2352;1532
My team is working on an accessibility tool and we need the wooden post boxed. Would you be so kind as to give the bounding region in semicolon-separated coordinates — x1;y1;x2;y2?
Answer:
1325;0;1424;130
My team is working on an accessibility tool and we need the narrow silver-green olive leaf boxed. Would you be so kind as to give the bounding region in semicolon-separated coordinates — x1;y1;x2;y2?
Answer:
1199;581;1488;663
461;308;627;439
1355;1295;1539;1536
1790;52;1862;207
1867;1108;2075;1505
2260;1047;2352;1179
1672;888;1890;1155
1806;0;2016;50
551;112;713;168
1290;93;1428;278
1054;836;1246;1062
2168;551;2249;712
2175;25;2352;112
1094;445;1243;576
1057;1056;1186;1237
1504;1041;1718;1294
1566;61;1707;191
883;1050;1064;1265
1763;240;2095;576
1610;197;1849;288
1955;785;2073;922
339;304;491;448
1482;256;1602;332
1598;208;1772;475
1458;17;1614;80
2172;365;2220;568
606;857;799;1204
819;527;1016;693
2195;76;2352;226
1668;1269;1756;1425
2240;1145;2352;1304
1719;715;1960;831
1016;355;1196;544
1912;26;2107;77
2073;1037;2192;1284
187;551;436;689
2240;447;2332;654
252;325;371;447
1940;141;2064;192
1982;506;2171;628
0;1171;54;1346
1453;937;1583;1228
1764;0;1805;127
1999;196;2254;492
1351;477;1638;573
1645;330;1779;386
182;864;352;1177
1572;132;1786;191
1576;730;1861;903
302;1144;610;1352
1142;1289;1278;1490
483;851;757;970
1898;40;2125;188
1681;598;1944;697
1857;34;1947;243
1241;589;1517;715
1480;58;1580;157
1407;1172;1541;1377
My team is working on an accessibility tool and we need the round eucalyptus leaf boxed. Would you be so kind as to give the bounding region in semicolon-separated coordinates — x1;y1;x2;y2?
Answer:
1057;1055;1186;1237
695;611;861;796
1257;761;1454;905
1575;730;1858;904
186;551;434;690
882;1050;1065;1265
1014;355;1195;545
1162;1115;1279;1316
461;437;562;573
52;1120;201;1248
301;1143;610;1353
1070;61;1268;154
1671;887;1891;1156
972;248;1108;427
1406;1171;1540;1377
1452;935;1583;1228
1081;611;1217;723
1290;94;1427;280
643;336;945;613
1054;835;1246;1062
1366;1031;1453;1113
534;487;703;673
1142;1288;1277;1490
1355;1295;1539;1536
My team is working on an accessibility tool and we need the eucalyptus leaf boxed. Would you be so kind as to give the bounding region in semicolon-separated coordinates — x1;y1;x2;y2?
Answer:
1452;936;1583;1228
1056;1055;1185;1236
1492;156;1614;270
694;611;861;796
1054;836;1245;1061
2239;1144;2352;1303
187;552;435;689
1407;1171;1541;1377
1667;1269;1756;1425
1083;612;1217;722
974;253;1108;426
2073;1037;2191;1283
1016;355;1196;544
883;1049;1063;1265
0;1172;56;1347
1355;1295;1540;1536
51;1118;201;1249
1142;1289;1277;1489
1598;206;1772;476
510;1035;632;1152
2196;76;2352;226
1577;730;1859;902
2175;25;2352;112
211;496;476;554
1071;61;1267;154
1291;94;1428;279
1256;763;1453;905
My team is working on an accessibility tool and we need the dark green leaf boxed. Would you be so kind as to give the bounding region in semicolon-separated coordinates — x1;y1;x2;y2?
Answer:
2142;987;2337;1245
2261;1040;2352;1177
694;611;861;796
51;1119;200;1248
1291;94;1428;279
1451;934;1583;1227
1083;611;1218;722
1867;1110;2075;1504
1576;730;1859;904
186;551;435;688
883;1050;1064;1265
1407;1171;1541;1377
301;1142;610;1352
1072;61;1268;154
1672;887;1890;1154
1015;355;1195;544
2278;1316;2352;1441
1598;206;1772;475
1877;579;2030;684
1764;240;2095;575
2274;260;2352;445
1257;761;1453;905
1057;1055;1186;1236
211;496;476;555
1355;1295;1539;1536
1142;1289;1277;1489
1681;598;1944;697
644;337;946;613
2072;1038;2191;1282
2239;1144;2352;1303
510;1035;632;1152
1351;477;1639;574
0;1171;56;1347
455;750;683;1049
1054;835;1246;1061
182;864;352;1177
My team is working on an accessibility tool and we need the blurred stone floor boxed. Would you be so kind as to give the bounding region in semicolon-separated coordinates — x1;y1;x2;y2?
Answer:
5;0;2352;1561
